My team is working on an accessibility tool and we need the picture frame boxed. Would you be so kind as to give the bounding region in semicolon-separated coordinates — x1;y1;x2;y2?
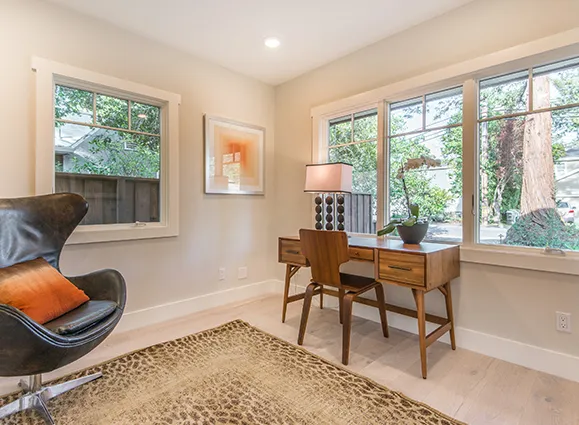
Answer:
204;115;265;195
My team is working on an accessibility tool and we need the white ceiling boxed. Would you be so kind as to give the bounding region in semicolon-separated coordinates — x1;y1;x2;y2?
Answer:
46;0;474;85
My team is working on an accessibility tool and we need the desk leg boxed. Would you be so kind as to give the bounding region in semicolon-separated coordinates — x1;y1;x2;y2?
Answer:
282;265;300;323
412;289;428;379
444;282;456;350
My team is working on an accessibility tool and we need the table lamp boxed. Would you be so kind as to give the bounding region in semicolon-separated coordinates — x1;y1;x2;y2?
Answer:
304;162;353;231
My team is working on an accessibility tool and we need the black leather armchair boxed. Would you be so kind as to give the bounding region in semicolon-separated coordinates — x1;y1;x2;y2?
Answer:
0;193;126;424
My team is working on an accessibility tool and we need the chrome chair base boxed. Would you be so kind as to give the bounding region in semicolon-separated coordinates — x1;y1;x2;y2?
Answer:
0;372;102;424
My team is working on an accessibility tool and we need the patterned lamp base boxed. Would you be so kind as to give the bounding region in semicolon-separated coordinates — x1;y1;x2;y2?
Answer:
313;194;346;231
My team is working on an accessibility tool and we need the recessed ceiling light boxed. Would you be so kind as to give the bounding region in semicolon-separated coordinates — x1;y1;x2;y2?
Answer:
264;37;281;49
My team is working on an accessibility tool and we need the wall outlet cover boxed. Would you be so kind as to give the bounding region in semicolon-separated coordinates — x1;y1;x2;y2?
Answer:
556;311;571;333
218;267;226;281
238;266;248;280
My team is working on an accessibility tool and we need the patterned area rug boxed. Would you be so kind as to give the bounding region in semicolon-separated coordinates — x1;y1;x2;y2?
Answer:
0;320;463;424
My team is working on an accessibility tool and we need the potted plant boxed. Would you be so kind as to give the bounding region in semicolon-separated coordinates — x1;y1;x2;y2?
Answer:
378;156;441;244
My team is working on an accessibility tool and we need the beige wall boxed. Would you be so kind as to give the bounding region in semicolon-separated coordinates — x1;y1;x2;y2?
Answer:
0;0;276;313
274;0;579;357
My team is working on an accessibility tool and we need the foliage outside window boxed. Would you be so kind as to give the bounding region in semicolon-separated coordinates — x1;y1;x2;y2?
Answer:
327;109;378;234
478;57;579;251
54;85;161;225
388;87;463;242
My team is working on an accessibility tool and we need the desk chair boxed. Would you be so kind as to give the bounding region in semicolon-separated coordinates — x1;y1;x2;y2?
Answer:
297;229;389;365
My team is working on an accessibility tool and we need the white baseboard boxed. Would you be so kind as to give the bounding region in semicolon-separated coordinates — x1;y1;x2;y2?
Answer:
115;280;280;333
289;281;579;383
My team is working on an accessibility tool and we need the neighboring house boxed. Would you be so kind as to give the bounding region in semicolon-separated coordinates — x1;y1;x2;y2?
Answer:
54;121;108;173
555;147;579;207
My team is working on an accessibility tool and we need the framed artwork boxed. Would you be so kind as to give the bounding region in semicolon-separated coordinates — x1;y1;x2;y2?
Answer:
204;115;265;195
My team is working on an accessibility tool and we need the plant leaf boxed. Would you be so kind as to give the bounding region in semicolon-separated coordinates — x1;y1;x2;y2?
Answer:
377;224;397;236
402;217;417;227
409;203;419;218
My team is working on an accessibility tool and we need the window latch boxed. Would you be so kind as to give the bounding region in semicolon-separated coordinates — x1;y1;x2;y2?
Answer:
544;247;565;256
134;221;147;227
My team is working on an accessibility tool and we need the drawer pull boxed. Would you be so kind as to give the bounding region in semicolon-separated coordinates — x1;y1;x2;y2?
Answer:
388;265;412;272
354;252;360;256
287;250;300;255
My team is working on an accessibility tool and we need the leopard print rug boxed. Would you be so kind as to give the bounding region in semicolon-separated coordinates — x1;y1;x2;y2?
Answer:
0;320;463;424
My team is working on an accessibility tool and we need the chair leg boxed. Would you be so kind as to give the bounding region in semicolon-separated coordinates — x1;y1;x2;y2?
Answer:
374;284;389;338
338;288;345;324
0;372;102;424
297;283;318;346
319;285;324;310
342;292;356;366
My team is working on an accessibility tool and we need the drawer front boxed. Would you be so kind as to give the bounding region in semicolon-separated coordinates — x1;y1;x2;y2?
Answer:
378;251;425;286
279;239;308;266
348;247;374;262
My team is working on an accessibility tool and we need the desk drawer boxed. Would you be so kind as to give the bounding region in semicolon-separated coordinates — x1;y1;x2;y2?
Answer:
348;247;374;262
378;251;425;286
279;239;308;266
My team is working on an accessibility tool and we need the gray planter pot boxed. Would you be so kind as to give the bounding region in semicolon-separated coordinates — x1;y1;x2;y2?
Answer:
396;222;429;244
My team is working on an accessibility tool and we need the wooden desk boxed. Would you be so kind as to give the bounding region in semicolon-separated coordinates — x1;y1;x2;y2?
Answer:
278;235;460;379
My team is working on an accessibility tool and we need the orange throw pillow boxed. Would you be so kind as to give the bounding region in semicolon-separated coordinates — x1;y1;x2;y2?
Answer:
0;258;89;324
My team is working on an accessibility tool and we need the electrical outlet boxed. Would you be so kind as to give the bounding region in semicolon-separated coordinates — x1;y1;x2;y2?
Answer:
238;266;248;280
218;267;226;281
556;311;571;333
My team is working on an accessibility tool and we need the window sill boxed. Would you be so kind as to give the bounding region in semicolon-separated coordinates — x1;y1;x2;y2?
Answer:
460;244;579;276
67;222;178;245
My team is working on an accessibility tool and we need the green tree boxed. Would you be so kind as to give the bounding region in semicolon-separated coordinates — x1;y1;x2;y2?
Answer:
55;85;161;179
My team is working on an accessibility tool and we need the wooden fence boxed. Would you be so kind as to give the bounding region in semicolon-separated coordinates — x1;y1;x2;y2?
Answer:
55;173;160;225
324;193;376;234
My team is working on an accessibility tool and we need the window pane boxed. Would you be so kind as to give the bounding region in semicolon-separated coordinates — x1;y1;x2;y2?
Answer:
478;107;579;251
329;141;377;234
54;122;160;225
390;97;423;135
479;70;529;119
96;94;129;129
353;109;378;141
533;57;579;109
425;87;463;128
328;116;352;146
55;85;93;124
389;129;462;242
131;101;161;134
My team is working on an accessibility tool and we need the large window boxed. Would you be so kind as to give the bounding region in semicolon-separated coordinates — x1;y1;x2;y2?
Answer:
34;58;180;244
54;85;161;225
388;87;463;242
478;58;579;251
328;109;378;234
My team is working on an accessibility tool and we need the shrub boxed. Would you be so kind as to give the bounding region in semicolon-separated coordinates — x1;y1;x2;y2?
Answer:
505;208;579;250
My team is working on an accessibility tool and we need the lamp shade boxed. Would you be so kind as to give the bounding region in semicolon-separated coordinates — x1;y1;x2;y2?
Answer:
304;162;353;193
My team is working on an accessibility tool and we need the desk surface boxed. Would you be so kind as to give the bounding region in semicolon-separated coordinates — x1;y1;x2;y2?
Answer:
280;235;458;254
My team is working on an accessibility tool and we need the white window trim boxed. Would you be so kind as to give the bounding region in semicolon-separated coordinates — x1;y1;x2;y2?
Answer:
311;28;579;275
33;57;181;245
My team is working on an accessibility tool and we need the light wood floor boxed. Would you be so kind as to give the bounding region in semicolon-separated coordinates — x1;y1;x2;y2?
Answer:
2;294;579;424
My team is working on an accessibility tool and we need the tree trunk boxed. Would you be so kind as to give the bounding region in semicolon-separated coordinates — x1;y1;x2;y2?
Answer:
520;75;555;216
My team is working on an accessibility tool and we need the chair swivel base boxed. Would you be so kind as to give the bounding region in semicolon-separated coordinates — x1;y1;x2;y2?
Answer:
0;372;102;424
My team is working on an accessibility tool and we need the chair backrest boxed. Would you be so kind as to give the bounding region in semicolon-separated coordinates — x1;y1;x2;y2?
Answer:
0;193;88;271
299;229;350;288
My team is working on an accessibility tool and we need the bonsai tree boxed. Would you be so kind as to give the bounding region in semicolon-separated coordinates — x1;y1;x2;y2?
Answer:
378;156;441;236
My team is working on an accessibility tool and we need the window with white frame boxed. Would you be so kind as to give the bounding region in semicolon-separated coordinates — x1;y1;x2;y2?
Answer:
387;87;463;242
477;57;579;251
314;35;579;273
34;58;180;244
327;109;378;234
